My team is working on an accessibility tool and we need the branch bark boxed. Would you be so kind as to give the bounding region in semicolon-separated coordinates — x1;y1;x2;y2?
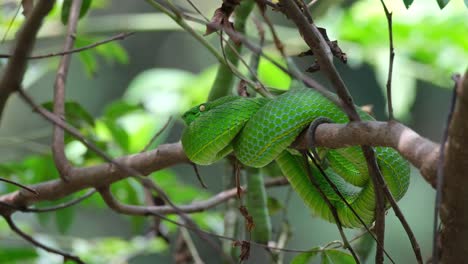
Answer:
52;0;83;180
440;71;468;263
0;1;55;121
0;121;438;216
0;142;187;215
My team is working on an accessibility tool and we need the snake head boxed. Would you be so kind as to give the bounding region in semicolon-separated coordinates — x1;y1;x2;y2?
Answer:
181;96;241;126
181;104;204;126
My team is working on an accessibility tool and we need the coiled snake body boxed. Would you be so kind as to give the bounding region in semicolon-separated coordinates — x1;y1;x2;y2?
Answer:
181;87;410;228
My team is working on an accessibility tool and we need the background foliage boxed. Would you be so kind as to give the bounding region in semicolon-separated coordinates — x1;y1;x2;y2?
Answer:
0;0;467;263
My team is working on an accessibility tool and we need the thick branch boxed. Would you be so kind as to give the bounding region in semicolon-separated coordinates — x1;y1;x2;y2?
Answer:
440;71;468;263
0;1;55;121
294;121;438;187
0;143;187;215
0;121;438;215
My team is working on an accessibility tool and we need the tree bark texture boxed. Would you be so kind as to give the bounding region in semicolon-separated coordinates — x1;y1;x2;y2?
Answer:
440;72;468;263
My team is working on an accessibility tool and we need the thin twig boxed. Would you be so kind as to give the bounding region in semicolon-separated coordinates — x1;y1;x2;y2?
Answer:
300;152;361;263
379;163;422;263
190;162;208;188
17;88;215;251
279;1;389;262
141;116;173;152
178;9;339;105
256;2;285;56
98;184;360;255
1;2;21;43
52;0;83;181
0;177;37;194
0;32;134;59
146;0;256;91
99;185;236;264
379;0;395;120
22;189;96;213
3;215;84;264
360;147;386;263
306;152;395;263
180;224;205;264
307;0;319;7
432;74;460;264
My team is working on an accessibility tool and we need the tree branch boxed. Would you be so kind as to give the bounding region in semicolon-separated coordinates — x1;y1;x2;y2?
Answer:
294;121;438;187
0;0;55;121
440;71;468;263
3;215;84;263
0;32;134;59
52;0;83;181
0;120;438;216
0;142;187;215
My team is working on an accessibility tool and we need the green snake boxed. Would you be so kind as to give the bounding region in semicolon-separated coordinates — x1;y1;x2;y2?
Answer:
181;87;410;228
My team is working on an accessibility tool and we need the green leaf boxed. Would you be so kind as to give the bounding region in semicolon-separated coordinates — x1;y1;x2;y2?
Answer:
321;249;356;264
267;196;283;215
61;0;93;25
181;66;217;105
125;68;194;116
96;42;129;64
22;155;59;182
291;247;320;264
55;206;75;234
354;232;375;262
42;101;95;127
36;209;51;228
104;120;129;152
78;50;98;77
436;0;451;9
103;100;142;121
0;247;38;263
465;0;468;8
402;0;414;8
374;51;416;120
257;54;291;90
150;170;208;203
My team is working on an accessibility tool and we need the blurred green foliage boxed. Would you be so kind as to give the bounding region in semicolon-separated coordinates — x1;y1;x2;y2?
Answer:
0;0;466;262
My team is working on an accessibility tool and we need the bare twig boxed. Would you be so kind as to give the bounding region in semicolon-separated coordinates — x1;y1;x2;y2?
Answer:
141;116;173;152
52;0;83;181
305;152;395;263
1;2;21;43
22;189;96;213
300;152;360;263
98;182;357;255
98;185;236;264
0;32;134;59
0;177;37;194
0;0;55;120
379;0;395;120
190;162;208;188
3;215;84;263
278;1;386;261
360;147;385;263
180;224;205;264
307;0;319;7
432;74;460;264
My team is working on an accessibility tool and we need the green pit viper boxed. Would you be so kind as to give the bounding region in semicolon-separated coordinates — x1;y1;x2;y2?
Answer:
181;87;410;228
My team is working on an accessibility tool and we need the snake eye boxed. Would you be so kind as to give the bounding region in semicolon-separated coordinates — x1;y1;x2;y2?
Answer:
199;105;206;112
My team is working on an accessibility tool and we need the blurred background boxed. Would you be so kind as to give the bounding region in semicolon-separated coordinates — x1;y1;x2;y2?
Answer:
0;0;467;263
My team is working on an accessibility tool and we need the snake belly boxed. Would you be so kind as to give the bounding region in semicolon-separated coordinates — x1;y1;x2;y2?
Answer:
181;87;410;228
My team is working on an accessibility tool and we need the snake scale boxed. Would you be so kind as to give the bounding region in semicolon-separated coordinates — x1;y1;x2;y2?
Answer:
181;87;410;228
